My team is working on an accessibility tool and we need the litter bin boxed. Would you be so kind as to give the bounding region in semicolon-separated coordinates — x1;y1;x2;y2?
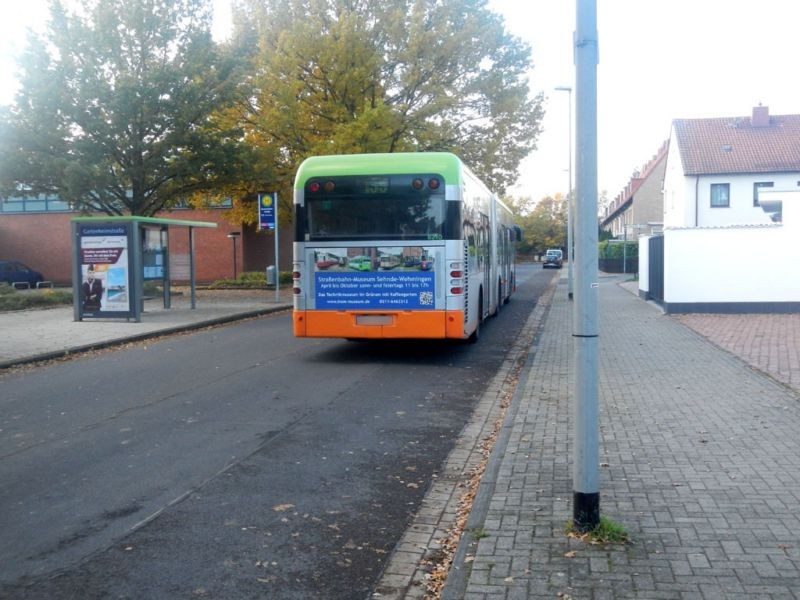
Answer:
266;265;277;286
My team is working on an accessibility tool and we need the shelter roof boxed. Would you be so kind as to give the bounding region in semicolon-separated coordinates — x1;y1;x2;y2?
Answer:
71;216;217;228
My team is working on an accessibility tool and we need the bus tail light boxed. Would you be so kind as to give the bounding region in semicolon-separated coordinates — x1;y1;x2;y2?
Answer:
450;260;464;294
293;264;302;295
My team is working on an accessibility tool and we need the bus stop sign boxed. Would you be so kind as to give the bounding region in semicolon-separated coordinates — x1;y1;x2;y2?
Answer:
259;193;277;230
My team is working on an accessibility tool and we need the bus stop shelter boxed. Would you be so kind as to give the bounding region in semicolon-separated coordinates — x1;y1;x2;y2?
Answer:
71;216;217;322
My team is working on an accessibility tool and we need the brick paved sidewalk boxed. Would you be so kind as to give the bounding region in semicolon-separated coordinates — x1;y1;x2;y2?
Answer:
675;313;800;394
457;276;800;599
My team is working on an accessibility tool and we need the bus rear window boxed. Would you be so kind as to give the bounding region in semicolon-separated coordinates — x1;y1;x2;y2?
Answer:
305;178;445;241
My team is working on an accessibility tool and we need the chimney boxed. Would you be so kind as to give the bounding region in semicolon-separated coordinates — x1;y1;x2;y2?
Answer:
752;104;770;127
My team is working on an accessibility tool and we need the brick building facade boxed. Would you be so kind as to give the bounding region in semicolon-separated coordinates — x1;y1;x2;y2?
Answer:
601;140;668;238
0;207;293;285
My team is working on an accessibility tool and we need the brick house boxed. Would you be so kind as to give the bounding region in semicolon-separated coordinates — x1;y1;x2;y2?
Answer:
601;140;668;238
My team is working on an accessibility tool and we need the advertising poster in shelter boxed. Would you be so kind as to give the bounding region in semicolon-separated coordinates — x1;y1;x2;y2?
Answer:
142;227;166;280
78;224;132;318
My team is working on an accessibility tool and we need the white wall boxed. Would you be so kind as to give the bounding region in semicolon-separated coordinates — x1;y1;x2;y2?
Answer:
662;127;687;228
664;191;800;304
694;173;797;227
638;235;650;294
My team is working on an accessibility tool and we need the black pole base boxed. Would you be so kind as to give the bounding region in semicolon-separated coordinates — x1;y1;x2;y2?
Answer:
573;491;600;532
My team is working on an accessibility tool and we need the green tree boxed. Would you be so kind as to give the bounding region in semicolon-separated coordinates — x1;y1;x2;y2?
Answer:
227;0;544;222
597;189;610;217
510;193;567;257
0;0;248;216
599;227;614;242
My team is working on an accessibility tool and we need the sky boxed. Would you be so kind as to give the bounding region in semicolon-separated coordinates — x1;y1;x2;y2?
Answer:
1;0;798;205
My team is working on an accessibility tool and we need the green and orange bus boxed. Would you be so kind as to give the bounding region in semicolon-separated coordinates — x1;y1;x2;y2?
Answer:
292;152;520;341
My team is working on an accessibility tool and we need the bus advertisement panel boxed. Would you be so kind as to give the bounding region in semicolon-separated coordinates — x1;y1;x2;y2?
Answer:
311;245;436;310
315;271;435;310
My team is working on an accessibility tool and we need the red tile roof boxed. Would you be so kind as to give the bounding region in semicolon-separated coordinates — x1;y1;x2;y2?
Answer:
673;112;800;175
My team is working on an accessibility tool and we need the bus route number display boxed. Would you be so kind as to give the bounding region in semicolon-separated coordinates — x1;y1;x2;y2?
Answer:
363;177;389;195
315;271;435;310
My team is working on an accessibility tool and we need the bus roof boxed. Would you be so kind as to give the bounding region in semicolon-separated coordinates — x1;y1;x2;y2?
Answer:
294;152;464;189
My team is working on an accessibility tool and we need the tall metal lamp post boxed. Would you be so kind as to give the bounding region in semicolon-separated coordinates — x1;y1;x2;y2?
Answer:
554;85;574;300
572;0;600;532
227;232;241;279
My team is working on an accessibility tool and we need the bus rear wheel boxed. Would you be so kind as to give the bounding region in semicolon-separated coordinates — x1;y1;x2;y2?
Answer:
468;294;483;344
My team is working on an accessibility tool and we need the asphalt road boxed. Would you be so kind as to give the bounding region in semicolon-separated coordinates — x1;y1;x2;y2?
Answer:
0;263;554;599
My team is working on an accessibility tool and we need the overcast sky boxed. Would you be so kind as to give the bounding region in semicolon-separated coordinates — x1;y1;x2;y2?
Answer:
1;0;797;204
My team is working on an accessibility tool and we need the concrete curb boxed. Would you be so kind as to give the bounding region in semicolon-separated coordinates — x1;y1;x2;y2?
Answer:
440;274;559;600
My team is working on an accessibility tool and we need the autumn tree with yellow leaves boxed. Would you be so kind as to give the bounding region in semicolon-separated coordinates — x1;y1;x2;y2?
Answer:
219;0;544;225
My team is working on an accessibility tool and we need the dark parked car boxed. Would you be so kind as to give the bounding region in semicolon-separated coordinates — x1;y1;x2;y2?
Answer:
543;249;563;269
0;261;45;287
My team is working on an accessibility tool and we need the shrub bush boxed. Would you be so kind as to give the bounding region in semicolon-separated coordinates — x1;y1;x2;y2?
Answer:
207;271;292;289
598;240;637;260
0;285;73;312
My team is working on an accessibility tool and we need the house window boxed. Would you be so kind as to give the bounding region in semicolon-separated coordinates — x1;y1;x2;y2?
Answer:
753;181;773;206
710;183;730;208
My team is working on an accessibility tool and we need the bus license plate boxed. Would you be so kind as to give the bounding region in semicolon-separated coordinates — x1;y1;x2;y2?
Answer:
356;315;394;326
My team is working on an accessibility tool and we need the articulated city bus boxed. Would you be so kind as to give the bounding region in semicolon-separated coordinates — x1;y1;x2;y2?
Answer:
292;152;520;341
